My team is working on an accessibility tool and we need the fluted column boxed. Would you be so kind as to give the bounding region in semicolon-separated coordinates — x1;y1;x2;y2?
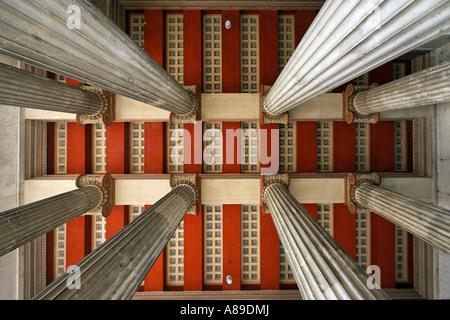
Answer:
353;61;450;115
0;0;196;116
32;183;199;300
0;62;103;115
346;173;450;255
0;186;103;258
263;182;389;300
262;0;450;116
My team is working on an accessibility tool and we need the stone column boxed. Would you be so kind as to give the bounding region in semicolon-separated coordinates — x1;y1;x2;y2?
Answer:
262;0;450;116
0;62;104;115
32;176;199;300
0;185;104;258
0;0;196;116
345;173;450;255
262;175;389;300
344;61;450;122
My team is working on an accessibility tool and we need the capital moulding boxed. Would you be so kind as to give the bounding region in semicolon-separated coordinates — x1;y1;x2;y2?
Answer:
169;84;201;124
169;173;201;215
76;174;115;217
344;172;381;214
342;83;380;125
76;85;116;126
260;173;290;214
260;84;289;126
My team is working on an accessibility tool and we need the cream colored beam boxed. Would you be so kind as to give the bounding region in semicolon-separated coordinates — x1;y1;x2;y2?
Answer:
23;176;434;207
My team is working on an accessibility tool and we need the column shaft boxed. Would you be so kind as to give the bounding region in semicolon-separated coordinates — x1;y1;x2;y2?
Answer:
0;62;103;115
355;182;450;254
0;186;103;257
263;0;450;115
265;183;389;300
0;0;195;115
32;184;197;300
354;61;450;115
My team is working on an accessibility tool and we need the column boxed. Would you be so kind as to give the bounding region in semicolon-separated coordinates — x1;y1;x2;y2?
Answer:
32;183;199;300
0;0;196;116
0;186;103;258
262;0;450;116
262;177;389;300
346;173;450;255
0;62;103;115
353;61;450;115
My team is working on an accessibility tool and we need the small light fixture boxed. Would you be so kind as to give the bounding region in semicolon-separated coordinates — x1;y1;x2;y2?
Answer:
225;19;231;30
226;274;233;285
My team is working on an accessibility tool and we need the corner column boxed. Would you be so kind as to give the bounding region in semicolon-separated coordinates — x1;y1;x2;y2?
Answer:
0;0;196;116
32;175;199;300
262;174;389;300
262;0;450;115
345;173;450;255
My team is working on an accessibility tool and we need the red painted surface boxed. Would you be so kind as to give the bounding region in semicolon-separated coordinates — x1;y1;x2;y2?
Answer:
105;205;126;240
183;122;203;173
260;211;279;290
183;10;202;88
145;122;165;174
66;122;85;174
222;11;241;93
144;10;164;66
84;124;93;174
407;232;415;287
369;62;393;85
406;120;414;172
371;212;396;288
294;10;316;47
370;121;395;172
222;205;242;290
333;204;356;260
144;205;166;291
222;122;241;173
46;122;55;175
184;206;203;291
333;121;356;172
260;123;279;174
296;121;317;173
65;78;83;88
84;215;92;256
106;122;126;174
66;216;87;268
259;10;279;86
302;203;318;220
46;231;54;284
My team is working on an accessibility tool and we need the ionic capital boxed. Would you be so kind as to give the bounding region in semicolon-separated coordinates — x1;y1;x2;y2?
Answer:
169;85;201;124
260;84;289;125
343;83;380;124
261;173;290;214
76;85;115;126
76;174;115;217
170;173;201;215
344;172;381;214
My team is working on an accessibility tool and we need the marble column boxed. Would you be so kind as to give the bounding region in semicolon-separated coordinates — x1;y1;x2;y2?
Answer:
0;62;103;115
32;182;199;300
0;0;196;116
353;61;450;116
346;173;450;255
262;0;450;116
0;186;103;258
263;181;389;300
